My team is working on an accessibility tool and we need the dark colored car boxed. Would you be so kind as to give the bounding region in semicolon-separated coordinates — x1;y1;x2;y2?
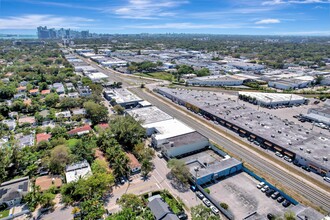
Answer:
277;196;285;203
266;189;275;197
177;212;188;220
302;166;311;172
267;213;275;220
282;200;291;208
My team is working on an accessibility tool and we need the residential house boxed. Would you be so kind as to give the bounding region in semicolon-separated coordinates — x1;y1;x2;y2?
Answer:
16;86;26;93
8;112;18;119
15;133;35;148
41;90;51;95
52;83;65;94
71;108;86;116
0;177;29;207
147;196;179;220
77;85;92;97
29;89;39;96
68;124;92;136
65;160;92;183
36;133;52;144
126;153;141;173
2;119;16;131
13;93;26;100
68;92;80;98
55;111;71;118
18;116;36;126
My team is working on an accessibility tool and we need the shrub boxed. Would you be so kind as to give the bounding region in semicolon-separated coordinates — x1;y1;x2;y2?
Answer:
204;188;210;194
220;202;229;210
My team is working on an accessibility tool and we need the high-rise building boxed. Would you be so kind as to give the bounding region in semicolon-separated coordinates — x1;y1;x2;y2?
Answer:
36;26;90;39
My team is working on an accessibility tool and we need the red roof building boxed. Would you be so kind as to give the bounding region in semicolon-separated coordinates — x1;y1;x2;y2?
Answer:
126;153;141;173
36;133;52;144
41;90;51;95
29;89;39;95
17;86;26;92
68;124;92;136
97;123;109;130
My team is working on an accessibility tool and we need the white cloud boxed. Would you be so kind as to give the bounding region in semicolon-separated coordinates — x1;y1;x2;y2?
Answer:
109;0;188;19
255;19;281;24
0;14;94;30
262;0;330;5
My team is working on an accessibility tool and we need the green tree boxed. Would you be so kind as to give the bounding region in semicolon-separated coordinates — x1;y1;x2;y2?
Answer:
107;208;137;220
84;101;109;124
117;194;143;213
141;158;153;178
45;93;59;107
113;104;125;115
191;204;219;220
112;152;130;178
196;68;210;77
167;159;191;186
109;115;146;149
48;145;71;174
284;211;296;220
92;159;109;174
79;198;105;220
0;146;12;182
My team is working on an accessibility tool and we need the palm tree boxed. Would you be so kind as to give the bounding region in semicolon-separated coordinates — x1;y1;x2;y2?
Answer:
112;152;129;178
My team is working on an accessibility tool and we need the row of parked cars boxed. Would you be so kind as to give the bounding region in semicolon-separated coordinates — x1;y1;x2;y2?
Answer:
195;190;220;215
275;151;293;163
257;182;291;208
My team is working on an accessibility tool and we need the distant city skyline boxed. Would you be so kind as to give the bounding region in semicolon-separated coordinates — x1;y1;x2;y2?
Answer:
0;0;330;36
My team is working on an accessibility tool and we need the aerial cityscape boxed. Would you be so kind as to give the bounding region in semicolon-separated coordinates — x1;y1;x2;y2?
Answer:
0;1;330;220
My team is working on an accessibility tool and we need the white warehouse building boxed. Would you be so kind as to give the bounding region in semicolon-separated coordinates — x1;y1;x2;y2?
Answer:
187;75;244;87
238;92;308;107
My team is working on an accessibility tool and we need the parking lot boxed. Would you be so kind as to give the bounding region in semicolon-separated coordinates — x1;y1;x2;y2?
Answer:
208;172;290;219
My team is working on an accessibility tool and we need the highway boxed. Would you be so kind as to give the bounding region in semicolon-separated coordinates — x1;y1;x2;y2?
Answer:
130;87;330;212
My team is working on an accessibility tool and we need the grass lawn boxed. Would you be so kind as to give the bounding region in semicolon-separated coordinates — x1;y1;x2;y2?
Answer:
0;209;10;218
66;138;80;148
135;72;174;81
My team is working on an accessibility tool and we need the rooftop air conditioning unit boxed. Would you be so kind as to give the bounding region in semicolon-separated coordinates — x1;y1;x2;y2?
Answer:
323;157;328;161
306;149;311;153
300;147;303;150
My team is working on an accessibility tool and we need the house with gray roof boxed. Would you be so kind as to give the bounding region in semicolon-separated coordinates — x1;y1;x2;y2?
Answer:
147;197;179;220
0;177;29;207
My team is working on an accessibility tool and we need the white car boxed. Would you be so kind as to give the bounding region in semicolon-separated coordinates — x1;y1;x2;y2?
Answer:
210;205;219;215
257;182;265;189
202;198;211;207
261;185;269;192
275;151;283;158
324;177;330;183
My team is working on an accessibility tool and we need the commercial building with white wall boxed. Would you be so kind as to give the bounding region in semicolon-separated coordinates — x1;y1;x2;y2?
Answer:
187;75;244;87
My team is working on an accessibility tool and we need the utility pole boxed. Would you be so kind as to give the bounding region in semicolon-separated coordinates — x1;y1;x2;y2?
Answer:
194;167;199;201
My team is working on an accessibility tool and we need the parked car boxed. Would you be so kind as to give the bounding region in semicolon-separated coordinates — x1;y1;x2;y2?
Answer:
202;198;211;207
302;166;311;172
293;160;301;167
157;153;163;158
275;151;283;158
210;206;219;215
266;189;275;197
196;191;204;199
119;177;125;184
267;213;275;220
277;196;285;203
190;185;196;192
323;177;330;183
261;185;269;192
283;156;292;162
271;191;280;199
177;212;188;220
282;200;291;208
253;141;260;146
257;182;265;189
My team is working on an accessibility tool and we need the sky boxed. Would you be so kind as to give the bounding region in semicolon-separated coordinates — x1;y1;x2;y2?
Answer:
0;0;329;36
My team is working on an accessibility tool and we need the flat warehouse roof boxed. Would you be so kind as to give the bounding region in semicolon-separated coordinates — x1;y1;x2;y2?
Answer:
163;131;208;150
147;118;195;140
157;87;330;169
105;89;143;104
238;92;306;103
181;150;241;178
127;106;173;125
